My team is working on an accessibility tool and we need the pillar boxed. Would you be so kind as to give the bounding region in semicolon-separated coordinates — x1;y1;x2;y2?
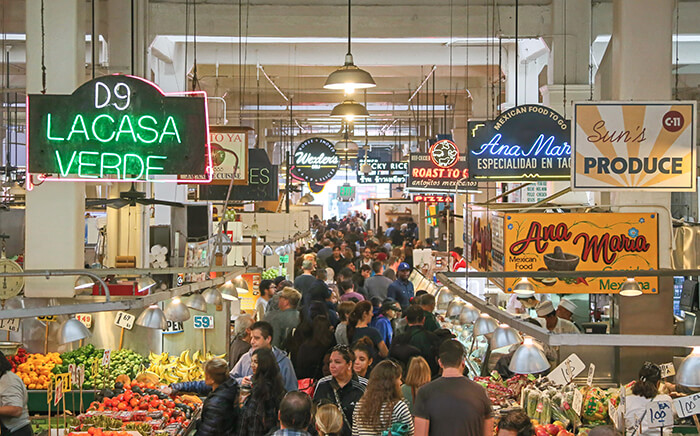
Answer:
24;0;85;298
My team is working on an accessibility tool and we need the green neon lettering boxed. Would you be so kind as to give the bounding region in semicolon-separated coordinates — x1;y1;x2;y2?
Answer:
100;153;122;178
67;114;89;141
123;153;145;180
55;150;77;177
46;114;65;141
92;114;116;143
137;115;159;144
159;116;181;143
146;155;167;179
116;115;137;142
78;151;99;178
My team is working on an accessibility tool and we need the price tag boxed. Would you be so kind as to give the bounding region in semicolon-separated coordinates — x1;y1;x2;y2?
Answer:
76;314;92;329
586;363;596;386
0;318;20;332
114;311;135;330
193;315;214;329
572;389;584;416
660;362;675;378
608;400;619;429
46;379;54;403
53;378;63;406
644;400;673;428
68;364;76;384
37;315;56;322
53;373;72;393
619;385;627;412
102;349;111;367
163;320;184;334
77;364;85;386
547;353;586;386
279;255;289;264
673;393;700;418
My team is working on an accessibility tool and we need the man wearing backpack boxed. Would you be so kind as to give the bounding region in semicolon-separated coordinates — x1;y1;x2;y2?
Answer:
390;306;440;376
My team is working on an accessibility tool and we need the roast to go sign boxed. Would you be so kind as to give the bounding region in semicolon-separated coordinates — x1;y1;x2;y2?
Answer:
572;102;696;191
27;75;211;182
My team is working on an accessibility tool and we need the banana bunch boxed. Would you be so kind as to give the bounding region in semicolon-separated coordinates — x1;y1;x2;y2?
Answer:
144;350;225;384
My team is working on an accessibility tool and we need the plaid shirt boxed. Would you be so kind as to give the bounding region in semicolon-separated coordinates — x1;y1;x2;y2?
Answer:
269;429;311;436
238;396;280;436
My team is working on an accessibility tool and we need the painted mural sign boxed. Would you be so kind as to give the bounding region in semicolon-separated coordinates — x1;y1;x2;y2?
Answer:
467;208;505;289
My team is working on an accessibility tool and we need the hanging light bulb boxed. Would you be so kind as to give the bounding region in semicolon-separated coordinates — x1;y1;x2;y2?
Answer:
330;99;369;120
202;287;223;305
135;304;168;329
274;245;286;256
164;297;191;322
508;337;550;374
186;293;208;312
676;346;700;390
57;318;92;344
261;245;274;256
619;278;643;297
137;276;157;293
458;303;479;325
473;314;498;336
513;277;535;295
491;324;523;350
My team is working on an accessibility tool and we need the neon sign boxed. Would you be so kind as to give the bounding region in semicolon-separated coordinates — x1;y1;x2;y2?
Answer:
407;152;477;191
467;105;570;181
413;194;454;203
429;139;460;168
27;75;211;183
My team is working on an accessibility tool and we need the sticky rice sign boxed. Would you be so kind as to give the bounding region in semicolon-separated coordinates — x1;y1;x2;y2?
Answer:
503;213;658;294
572;102;696;191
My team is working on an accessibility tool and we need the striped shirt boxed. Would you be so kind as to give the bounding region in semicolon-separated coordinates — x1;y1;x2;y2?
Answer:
352;400;415;436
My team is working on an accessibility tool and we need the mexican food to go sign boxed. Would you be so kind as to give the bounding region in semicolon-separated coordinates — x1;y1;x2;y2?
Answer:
27;75;211;183
503;213;658;294
572;102;696;191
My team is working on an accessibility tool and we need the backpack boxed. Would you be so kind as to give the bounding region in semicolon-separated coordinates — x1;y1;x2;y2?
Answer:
388;330;422;365
297;378;316;397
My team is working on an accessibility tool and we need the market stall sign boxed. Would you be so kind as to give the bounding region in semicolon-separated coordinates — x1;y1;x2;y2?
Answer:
209;126;248;185
429;139;460;168
546;353;585;386
467;207;505;289
468;105;571;181
76;314;92;329
357;148;408;184
291;137;339;192
673;393;700;418
27;75;211;183
413;194;454;203
114;311;135;330
199;149;279;201
503;213;658;294
0;318;20;332
163;320;184;334
407;152;477;191
279;255;289;264
193;315;214;329
239;273;261;312
572;102;696;191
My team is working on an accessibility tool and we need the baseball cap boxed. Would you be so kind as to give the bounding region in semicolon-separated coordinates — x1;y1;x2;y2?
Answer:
381;299;401;313
375;252;387;261
397;262;411;271
535;300;556;317
558;298;577;313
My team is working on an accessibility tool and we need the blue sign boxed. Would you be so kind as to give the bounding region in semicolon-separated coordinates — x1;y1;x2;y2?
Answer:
468;105;571;181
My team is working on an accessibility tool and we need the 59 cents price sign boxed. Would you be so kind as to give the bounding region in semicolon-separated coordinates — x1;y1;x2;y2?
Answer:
193;315;214;329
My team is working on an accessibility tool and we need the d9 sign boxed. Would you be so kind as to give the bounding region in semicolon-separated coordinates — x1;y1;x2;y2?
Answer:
28;75;210;182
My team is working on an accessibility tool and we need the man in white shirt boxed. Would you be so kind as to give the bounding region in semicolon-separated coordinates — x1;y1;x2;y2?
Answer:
255;280;276;321
535;301;579;334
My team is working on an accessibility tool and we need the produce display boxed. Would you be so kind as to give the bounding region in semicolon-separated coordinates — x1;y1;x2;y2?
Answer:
14;352;62;389
145;350;220;384
8;347;28;371
474;373;534;407
53;345;148;389
261;267;286;280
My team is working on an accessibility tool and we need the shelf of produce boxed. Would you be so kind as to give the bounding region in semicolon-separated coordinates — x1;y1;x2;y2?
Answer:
28;390;98;414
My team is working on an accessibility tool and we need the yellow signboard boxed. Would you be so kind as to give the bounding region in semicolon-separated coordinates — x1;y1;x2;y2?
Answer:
503;213;658;294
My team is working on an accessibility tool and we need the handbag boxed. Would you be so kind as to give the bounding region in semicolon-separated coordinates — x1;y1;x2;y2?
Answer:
297;378;316;397
382;423;410;436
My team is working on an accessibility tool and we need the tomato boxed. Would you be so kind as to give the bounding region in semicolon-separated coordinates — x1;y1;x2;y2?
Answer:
88;428;96;435
158;404;166;411
165;401;175;408
129;398;139;408
176;416;185;423
150;400;160;408
117;402;127;411
139;402;148;410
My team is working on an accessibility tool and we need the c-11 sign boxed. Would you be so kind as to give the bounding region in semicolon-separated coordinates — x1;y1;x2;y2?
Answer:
27;75;212;183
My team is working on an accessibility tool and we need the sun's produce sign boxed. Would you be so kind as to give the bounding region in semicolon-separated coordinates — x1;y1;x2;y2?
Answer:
503;213;658;294
27;75;211;182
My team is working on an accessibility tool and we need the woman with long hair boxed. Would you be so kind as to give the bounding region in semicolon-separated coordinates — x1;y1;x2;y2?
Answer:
347;301;388;358
351;338;374;379
0;351;32;436
314;345;368;436
315;404;344;436
624;362;674;436
352;360;414;436
238;348;286;436
295;315;335;380
335;301;356;346
401;356;431;414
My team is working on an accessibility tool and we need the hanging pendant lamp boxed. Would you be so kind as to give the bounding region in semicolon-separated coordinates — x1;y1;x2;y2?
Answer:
135;304;168;330
324;0;376;93
164;297;191;322
57;318;92;344
508;337;550;374
513;277;535;295
619;278;643;297
202;287;223;305
491;324;523;350
186;293;208;312
676;347;700;390
330;98;369;121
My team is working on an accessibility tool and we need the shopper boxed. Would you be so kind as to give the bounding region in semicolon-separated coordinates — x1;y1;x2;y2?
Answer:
231;321;298;393
348;301;389;358
365;262;393;300
497;410;534;436
256;280;276;321
413;340;493;436
0;350;31;436
401;356;431;414
339;280;364;302
318;240;335;262
418;294;440;332
392;306;440;376
352;360;415;436
270;391;314;436
388;263;415;311
335;301;356;346
356;247;374;270
371;299;401;347
238;348;286;436
327;246;349;276
296;260;318;306
265;287;302;349
315;404;344;436
190;358;240;436
624;362;674;436
230;314;254;369
314;345;368;436
294;315;335;381
351;338;374;379
535;301;579;334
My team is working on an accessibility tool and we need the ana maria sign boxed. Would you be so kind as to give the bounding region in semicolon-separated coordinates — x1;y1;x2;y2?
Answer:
27;75;211;183
468;105;571;181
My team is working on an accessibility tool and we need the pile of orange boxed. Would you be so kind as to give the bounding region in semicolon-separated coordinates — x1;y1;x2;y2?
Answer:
15;352;62;390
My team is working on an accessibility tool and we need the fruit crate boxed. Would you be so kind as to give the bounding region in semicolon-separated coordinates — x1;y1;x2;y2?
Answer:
28;390;98;414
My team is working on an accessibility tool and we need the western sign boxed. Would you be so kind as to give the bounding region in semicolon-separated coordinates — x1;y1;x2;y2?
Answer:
572;102;696;191
468;105;571;181
27;75;210;182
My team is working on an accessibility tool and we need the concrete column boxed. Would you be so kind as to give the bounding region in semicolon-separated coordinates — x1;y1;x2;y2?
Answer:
607;0;675;382
24;0;85;298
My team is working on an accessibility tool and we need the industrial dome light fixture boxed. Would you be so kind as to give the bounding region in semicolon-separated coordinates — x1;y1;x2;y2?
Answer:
458;303;479;325
619;278;643;297
164;297;191;322
508;337;550;374
676;346;700;390
74;276;95;290
135;304;168;329
513;277;535;295
298;193;315;205
323;0;376;93
136;275;157;293
186;293;208;312
330;98;370;121
57;318;92;344
473;313;498;336
261;245;274;256
491;323;523;350
202;287;223;305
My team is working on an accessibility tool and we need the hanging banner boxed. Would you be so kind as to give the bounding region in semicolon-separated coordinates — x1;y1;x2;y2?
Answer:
467;208;505;289
572;102;696;191
468;105;571;181
407;148;477;191
291;137;339;193
357;148;408;184
503;213;659;293
200;149;279;201
27;75;211;183
208;126;249;185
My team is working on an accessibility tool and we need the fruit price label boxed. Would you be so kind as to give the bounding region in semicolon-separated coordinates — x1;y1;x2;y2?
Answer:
0;318;20;332
76;313;92;328
114;311;135;330
586;363;595;386
53;378;63;406
608;401;620;430
572;389;583;416
102;349;111;367
644;401;673;428
547;353;585;386
37;315;56;322
77;364;85;386
673;393;700;418
659;362;675;378
52;373;71;394
193;315;214;329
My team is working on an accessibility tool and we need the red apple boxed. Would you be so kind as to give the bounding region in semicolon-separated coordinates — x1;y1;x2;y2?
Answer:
546;424;560;435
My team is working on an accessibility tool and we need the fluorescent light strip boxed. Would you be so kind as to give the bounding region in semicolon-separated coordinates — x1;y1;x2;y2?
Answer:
2;33;106;43
163;35;505;45
241;104;453;111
